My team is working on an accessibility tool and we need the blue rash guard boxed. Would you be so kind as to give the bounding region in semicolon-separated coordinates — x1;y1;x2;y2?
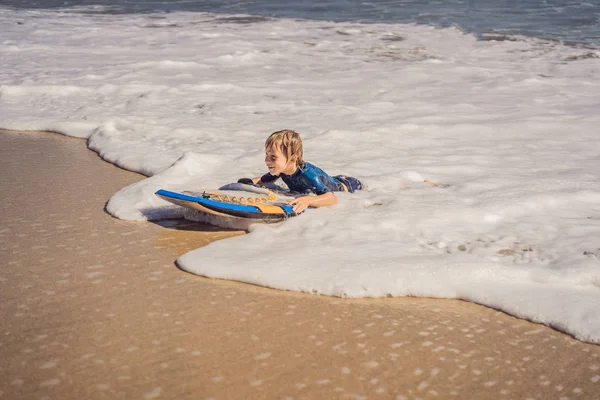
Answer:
260;162;362;195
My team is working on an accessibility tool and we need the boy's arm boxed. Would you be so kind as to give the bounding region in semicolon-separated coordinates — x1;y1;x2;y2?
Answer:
290;192;338;213
237;176;267;185
245;172;281;185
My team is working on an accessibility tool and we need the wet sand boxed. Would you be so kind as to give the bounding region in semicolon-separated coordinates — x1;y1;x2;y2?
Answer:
1;129;599;400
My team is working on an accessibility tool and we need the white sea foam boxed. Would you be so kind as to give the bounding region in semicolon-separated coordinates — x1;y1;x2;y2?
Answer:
1;9;599;343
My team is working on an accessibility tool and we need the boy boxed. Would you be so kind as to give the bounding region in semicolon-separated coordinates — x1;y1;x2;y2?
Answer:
240;129;362;213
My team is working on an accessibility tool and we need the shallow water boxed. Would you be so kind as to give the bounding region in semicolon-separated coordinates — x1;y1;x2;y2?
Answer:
1;4;599;343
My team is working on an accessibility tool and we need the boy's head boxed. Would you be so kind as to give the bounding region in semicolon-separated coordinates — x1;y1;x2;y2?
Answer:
265;129;304;167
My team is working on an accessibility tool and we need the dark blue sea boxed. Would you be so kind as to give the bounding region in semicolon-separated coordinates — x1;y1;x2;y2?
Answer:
1;0;599;46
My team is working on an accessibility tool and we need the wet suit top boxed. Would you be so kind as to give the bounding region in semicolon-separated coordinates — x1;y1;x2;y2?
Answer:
260;162;349;195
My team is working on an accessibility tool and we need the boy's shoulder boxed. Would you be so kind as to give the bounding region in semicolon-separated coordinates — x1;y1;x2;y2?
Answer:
300;161;319;171
300;162;326;175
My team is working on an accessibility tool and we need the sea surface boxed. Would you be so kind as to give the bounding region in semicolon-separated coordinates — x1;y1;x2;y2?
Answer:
2;0;600;46
1;0;599;345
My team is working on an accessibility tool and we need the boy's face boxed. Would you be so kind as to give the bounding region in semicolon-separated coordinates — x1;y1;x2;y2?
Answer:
265;143;297;176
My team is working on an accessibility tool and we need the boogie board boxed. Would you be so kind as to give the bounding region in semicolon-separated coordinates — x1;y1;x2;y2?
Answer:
155;183;301;224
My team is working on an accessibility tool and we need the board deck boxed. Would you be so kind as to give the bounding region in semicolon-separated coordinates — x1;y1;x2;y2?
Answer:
155;187;299;223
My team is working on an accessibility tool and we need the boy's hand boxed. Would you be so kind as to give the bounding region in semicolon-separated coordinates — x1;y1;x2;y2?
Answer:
237;178;254;185
289;196;313;213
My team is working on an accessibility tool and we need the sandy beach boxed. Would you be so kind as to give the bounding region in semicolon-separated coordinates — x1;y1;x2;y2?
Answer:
1;129;599;400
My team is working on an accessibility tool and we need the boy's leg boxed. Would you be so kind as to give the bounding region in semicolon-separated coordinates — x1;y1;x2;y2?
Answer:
334;175;363;193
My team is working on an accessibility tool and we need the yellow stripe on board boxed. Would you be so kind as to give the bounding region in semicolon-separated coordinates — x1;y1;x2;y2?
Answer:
254;204;286;214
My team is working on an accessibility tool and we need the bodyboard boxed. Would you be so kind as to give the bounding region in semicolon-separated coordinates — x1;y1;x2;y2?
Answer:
155;183;300;224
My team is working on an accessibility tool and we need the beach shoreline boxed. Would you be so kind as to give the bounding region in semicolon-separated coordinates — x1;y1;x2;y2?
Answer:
1;129;599;400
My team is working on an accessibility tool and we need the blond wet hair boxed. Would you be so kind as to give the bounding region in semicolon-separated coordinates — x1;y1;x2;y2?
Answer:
265;129;304;167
